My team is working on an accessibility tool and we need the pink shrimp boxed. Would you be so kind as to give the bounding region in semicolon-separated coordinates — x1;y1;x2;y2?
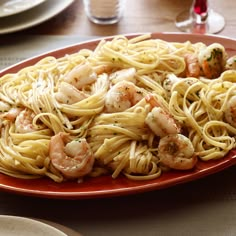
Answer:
65;63;97;90
49;132;95;179
2;108;43;133
2;107;23;121
105;81;144;113
14;109;45;133
225;55;236;70
158;134;197;170
145;94;181;137
55;82;88;104
184;54;201;78
184;43;226;79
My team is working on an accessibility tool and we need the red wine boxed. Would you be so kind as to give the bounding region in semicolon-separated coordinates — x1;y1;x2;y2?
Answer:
194;0;208;15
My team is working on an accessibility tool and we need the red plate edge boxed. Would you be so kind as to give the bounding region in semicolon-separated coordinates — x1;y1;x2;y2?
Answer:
0;32;236;199
1;153;236;199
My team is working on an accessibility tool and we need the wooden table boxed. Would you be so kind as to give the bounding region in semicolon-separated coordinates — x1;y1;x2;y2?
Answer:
19;0;236;38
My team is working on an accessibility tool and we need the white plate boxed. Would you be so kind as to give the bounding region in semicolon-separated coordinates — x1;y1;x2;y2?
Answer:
0;215;67;236
0;0;46;18
0;0;74;34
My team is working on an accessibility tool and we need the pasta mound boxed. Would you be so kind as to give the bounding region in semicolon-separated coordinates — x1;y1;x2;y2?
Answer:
0;34;235;183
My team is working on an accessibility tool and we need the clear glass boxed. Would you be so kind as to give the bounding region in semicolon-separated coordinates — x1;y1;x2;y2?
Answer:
83;0;125;25
175;0;225;34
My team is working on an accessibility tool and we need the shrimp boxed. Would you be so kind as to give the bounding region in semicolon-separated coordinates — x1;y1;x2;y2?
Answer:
163;73;181;95
1;107;22;121
224;95;236;128
145;94;181;137
184;53;201;78
94;64;113;75
163;74;197;98
184;43;226;79
198;43;226;79
55;82;87;104
105;81;144;113
65;63;97;89
1;107;41;133
158;134;197;170
49;132;95;179
15;109;43;133
225;55;236;70
109;68;136;84
0;101;23;121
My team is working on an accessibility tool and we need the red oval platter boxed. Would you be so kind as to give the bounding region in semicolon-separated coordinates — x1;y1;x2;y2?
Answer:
0;32;236;199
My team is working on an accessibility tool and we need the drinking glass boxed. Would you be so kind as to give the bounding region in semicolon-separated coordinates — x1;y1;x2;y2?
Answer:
83;0;125;25
175;0;225;34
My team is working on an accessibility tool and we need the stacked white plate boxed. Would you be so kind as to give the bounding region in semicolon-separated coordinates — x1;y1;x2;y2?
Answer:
0;0;74;34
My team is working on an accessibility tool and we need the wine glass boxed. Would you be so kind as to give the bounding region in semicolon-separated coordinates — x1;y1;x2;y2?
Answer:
175;0;225;34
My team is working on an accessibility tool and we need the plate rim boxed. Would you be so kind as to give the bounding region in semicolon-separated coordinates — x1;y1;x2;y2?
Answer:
0;0;74;34
0;0;46;18
0;32;236;199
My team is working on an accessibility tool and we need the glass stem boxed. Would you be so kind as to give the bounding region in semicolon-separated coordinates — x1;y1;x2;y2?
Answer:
191;0;209;24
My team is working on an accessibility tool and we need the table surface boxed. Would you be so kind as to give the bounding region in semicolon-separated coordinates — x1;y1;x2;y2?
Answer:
1;0;236;236
9;0;236;38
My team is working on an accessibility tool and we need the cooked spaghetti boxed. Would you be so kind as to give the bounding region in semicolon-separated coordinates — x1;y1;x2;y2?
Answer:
0;34;235;182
